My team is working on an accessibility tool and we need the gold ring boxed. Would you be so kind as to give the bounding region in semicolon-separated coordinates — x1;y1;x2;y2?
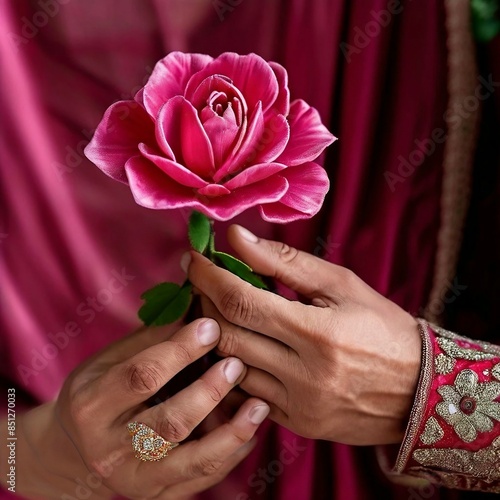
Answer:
127;422;179;462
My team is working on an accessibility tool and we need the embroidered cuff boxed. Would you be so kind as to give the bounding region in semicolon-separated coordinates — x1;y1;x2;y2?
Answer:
391;320;500;492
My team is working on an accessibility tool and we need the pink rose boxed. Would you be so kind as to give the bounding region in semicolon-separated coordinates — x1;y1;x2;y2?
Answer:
85;52;336;222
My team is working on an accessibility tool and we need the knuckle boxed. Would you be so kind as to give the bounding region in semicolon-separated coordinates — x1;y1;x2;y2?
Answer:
217;329;239;356
276;242;300;265
158;413;191;442
338;267;358;289
309;308;339;347
201;379;225;404
189;455;224;477
67;389;94;427
170;341;194;366
223;423;248;448
124;360;164;394
274;243;303;287
66;371;88;397
231;431;248;448
219;286;256;325
206;467;231;486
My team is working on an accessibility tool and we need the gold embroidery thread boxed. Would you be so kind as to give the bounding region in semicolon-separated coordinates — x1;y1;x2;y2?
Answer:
420;416;444;445
412;439;500;483
432;324;500;357
436;369;500;442
435;353;455;375
492;363;500;381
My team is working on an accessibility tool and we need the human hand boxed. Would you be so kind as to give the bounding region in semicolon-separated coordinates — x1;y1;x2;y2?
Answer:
186;225;422;446
1;320;269;499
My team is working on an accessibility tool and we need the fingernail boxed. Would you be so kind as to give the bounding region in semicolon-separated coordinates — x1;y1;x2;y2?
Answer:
223;358;244;383
249;404;270;424
180;252;192;273
236;225;258;243
197;319;220;346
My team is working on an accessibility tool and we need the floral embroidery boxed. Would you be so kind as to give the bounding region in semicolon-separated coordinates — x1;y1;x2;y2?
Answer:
435;353;455;375
492;363;500;381
436;369;500;442
436;337;496;362
406;466;500;493
395;321;500;491
432;325;500;357
412;436;500;486
420;416;444;445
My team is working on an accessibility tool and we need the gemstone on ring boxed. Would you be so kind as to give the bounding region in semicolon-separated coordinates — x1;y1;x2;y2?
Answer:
127;422;179;462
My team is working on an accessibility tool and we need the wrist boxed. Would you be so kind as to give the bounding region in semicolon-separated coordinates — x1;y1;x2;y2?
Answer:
1;403;107;499
382;314;422;444
0;405;52;498
399;316;424;428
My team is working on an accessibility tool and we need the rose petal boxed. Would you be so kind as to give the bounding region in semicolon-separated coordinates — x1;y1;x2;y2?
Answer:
202;105;240;166
277;100;336;166
156;101;180;161
190;75;248;117
156;96;215;178
139;143;208;188
154;122;176;161
125;156;198;209
197;175;288;221
223;162;287;190
214;101;264;182
185;52;279;114
253;111;290;164
273;162;330;213
125;156;288;221
214;110;289;178
84;101;154;183
259;203;312;223
269;61;290;116
259;162;330;223
143;52;213;118
197;184;231;197
134;87;145;106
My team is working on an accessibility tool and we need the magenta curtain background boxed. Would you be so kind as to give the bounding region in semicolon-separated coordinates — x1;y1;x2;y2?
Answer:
1;1;498;499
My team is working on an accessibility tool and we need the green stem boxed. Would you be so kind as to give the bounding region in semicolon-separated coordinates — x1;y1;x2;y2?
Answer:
206;221;216;261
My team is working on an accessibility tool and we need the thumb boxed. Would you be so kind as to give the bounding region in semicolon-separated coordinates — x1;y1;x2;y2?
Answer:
227;224;341;299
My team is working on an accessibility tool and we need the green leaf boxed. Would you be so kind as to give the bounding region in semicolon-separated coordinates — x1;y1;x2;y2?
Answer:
188;211;211;253
213;251;268;289
139;282;193;326
474;17;500;41
471;0;500;41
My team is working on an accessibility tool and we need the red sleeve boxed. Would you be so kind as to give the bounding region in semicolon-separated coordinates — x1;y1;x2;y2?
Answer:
387;320;500;492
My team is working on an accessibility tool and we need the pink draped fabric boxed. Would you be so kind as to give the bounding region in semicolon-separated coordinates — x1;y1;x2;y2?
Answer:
0;0;478;498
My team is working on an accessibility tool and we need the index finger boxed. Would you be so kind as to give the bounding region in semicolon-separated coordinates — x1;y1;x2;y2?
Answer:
149;398;269;486
187;251;304;348
92;321;184;366
77;318;221;419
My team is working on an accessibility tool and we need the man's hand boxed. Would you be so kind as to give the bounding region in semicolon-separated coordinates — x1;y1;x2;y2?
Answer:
186;225;422;445
1;319;269;499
